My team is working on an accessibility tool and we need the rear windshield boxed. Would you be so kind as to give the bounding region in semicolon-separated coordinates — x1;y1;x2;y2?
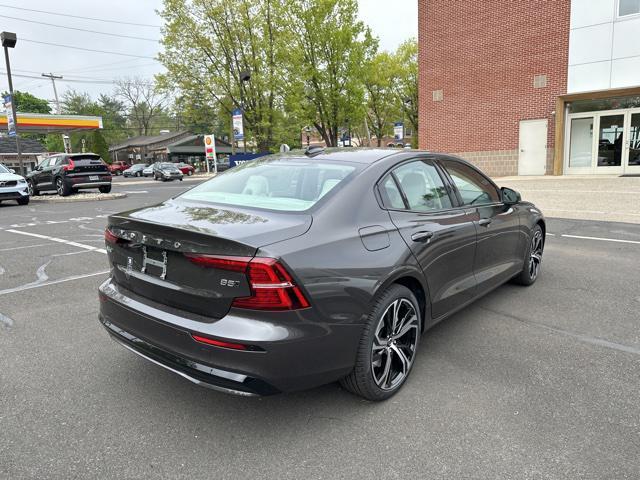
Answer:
179;157;356;211
71;155;102;163
160;163;178;169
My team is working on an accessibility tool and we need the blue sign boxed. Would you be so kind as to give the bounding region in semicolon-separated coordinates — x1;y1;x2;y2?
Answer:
229;153;268;168
394;122;404;141
3;94;16;137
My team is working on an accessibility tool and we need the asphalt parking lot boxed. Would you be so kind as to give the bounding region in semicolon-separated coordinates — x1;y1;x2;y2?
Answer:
1;179;639;479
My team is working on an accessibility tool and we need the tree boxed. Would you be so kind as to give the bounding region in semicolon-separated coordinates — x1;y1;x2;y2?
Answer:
3;91;51;114
115;77;167;136
286;0;376;147
392;39;418;146
363;52;400;146
158;0;289;152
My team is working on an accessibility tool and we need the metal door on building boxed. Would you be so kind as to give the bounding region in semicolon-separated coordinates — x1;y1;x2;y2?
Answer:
518;119;548;175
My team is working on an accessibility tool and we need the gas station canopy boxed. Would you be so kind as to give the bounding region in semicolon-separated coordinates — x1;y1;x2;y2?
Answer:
0;112;103;133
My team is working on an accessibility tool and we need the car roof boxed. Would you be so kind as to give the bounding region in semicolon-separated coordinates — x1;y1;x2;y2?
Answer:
275;148;407;164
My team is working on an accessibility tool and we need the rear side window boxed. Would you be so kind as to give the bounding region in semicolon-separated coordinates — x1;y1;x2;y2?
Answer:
392;160;453;212
180;158;357;211
441;160;499;205
379;175;405;209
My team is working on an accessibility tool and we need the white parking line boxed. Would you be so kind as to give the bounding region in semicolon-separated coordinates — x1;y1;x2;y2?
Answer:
560;234;640;245
0;270;110;296
5;229;107;254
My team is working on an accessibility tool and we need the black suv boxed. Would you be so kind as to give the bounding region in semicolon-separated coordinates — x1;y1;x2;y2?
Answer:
27;153;112;197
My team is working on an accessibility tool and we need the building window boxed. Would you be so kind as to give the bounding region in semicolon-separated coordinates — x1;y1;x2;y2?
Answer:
619;0;640;17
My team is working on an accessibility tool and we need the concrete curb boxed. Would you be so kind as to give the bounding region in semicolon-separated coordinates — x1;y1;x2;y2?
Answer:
29;193;128;203
112;175;213;187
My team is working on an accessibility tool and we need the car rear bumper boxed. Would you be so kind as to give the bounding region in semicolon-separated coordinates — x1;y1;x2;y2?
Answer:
98;278;362;395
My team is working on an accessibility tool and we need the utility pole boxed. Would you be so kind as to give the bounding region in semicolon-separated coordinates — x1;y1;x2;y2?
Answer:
42;72;63;113
1;31;23;175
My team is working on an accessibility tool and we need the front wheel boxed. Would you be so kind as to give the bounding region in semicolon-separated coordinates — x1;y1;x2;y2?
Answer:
340;284;421;401
17;196;30;205
187;170;193;176
99;185;112;194
513;224;544;286
27;181;38;196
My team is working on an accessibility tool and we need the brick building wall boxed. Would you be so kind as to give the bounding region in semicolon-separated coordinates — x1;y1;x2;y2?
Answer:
418;0;571;177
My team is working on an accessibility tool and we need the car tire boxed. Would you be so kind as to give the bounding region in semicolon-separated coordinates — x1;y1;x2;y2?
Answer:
340;284;421;401
136;172;141;177
512;224;544;286
55;177;71;197
187;170;193;176
99;185;112;194
17;196;29;206
27;180;38;196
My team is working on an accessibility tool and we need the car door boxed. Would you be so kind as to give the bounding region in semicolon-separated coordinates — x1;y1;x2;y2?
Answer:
35;157;53;189
438;158;521;294
381;158;478;320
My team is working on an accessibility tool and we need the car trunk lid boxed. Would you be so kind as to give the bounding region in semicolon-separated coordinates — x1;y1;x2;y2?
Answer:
106;199;311;319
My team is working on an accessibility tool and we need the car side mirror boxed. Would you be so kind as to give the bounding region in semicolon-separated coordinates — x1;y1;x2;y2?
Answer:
501;187;521;205
9;168;15;174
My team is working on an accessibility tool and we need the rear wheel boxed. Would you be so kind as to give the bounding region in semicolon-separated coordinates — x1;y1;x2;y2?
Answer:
187;170;193;176
55;177;71;197
17;196;29;206
99;185;112;194
340;284;421;401
513;224;544;286
136;171;142;177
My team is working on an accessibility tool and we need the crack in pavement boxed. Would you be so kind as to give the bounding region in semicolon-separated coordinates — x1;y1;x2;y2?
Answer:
478;305;640;357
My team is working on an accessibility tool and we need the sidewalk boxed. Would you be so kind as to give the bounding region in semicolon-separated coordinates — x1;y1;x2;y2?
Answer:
492;175;640;224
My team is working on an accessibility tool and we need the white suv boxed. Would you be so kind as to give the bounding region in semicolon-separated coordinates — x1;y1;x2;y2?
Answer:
0;163;29;206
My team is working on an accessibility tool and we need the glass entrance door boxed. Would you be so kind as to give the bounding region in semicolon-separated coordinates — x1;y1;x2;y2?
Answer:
595;114;625;173
625;110;640;173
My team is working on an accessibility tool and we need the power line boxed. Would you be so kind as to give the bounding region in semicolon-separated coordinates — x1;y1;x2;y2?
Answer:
21;39;156;59
0;14;159;42
0;3;162;28
0;71;156;85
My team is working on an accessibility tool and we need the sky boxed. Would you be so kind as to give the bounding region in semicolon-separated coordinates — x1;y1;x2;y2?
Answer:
0;0;418;109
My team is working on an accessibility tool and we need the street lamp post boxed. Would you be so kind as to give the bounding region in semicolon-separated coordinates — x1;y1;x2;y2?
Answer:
1;31;23;175
239;70;251;154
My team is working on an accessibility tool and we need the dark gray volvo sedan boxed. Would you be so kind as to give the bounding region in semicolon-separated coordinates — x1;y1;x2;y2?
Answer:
99;149;545;400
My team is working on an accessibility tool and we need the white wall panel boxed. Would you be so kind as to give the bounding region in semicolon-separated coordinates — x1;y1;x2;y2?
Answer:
611;56;640;88
570;0;615;28
613;17;640;58
569;23;613;65
568;62;612;92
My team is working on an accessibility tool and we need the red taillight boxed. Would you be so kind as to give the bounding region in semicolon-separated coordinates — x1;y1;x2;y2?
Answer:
185;254;310;311
104;228;130;245
191;334;248;350
63;159;75;172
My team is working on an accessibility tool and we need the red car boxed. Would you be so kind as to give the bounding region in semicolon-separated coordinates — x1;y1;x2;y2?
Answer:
109;161;130;176
176;162;195;176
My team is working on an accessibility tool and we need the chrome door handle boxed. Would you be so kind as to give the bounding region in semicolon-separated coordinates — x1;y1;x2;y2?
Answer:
478;218;492;227
411;231;434;242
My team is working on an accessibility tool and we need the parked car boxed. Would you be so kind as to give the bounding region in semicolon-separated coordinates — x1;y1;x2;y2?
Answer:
142;165;154;177
0;163;29;205
109;161;130;175
176;162;195;176
123;164;148;178
99;149;545;400
153;162;183;181
27;153;112;197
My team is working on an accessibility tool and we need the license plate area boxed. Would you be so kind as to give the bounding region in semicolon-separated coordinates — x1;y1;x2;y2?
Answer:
89;175;99;181
141;246;167;279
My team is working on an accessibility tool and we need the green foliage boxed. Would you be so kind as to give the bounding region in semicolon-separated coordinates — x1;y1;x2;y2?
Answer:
392;38;418;146
286;0;376;147
2;91;51;114
363;51;400;146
